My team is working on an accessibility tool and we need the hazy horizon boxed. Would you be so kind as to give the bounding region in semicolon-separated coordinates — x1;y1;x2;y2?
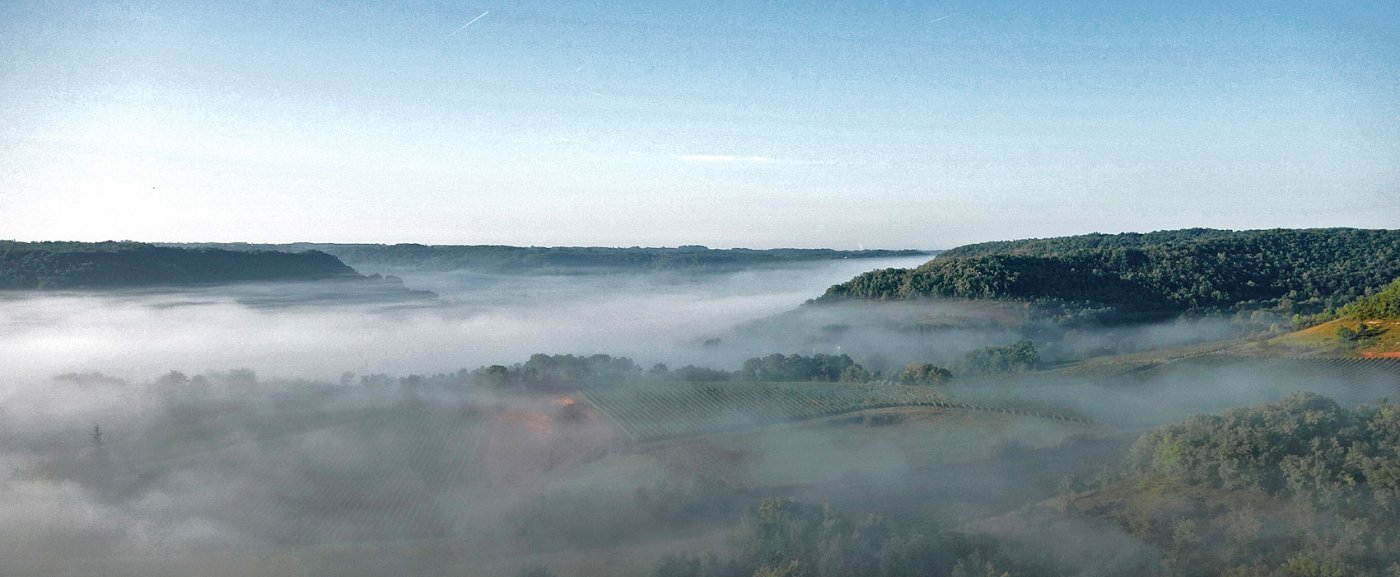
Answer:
0;255;937;384
9;223;1399;252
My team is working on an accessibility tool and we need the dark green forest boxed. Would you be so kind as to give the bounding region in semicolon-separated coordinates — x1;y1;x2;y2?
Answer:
164;242;930;274
0;241;358;290
817;228;1400;322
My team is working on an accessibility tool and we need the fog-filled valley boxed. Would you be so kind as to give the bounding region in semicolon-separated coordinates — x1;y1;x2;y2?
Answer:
0;256;930;384
7;0;1399;573
3;235;1400;577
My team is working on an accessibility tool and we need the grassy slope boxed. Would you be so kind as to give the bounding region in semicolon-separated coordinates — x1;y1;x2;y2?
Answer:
1249;318;1400;358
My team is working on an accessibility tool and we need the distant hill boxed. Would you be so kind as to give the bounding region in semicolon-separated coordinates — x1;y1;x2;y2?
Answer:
162;243;933;274
815;228;1400;323
0;241;359;290
938;228;1242;259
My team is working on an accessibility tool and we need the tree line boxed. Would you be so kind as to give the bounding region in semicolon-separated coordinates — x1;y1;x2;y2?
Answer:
816;228;1400;323
646;498;1029;577
163;242;931;274
469;344;1042;391
0;241;357;289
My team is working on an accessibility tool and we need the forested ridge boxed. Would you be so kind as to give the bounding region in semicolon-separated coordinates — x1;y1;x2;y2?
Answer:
0;241;358;289
938;228;1244;259
817;228;1400;321
165;243;930;273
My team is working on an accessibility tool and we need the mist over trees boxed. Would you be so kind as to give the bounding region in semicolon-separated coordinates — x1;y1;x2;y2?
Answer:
473;353;641;388
1;0;1394;566
739;353;866;383
643;391;1400;577
896;363;952;385
960;340;1040;375
650;498;1026;577
4;228;1400;577
1097;392;1400;576
468;350;974;387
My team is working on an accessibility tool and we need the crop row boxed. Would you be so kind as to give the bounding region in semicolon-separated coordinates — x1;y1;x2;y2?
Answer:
582;382;1089;442
1187;355;1400;380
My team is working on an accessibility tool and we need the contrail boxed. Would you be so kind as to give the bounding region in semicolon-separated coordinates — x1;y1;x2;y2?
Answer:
449;11;489;36
928;12;959;24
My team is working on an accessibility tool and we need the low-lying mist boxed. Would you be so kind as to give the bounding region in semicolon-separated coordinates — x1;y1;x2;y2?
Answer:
0;257;930;385
2;255;1397;577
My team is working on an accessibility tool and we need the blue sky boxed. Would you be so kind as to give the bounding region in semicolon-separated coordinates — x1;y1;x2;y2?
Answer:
1;1;1396;248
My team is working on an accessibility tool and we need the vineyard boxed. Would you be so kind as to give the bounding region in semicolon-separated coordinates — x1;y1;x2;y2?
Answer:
1168;355;1400;381
582;381;1091;442
1040;354;1400;382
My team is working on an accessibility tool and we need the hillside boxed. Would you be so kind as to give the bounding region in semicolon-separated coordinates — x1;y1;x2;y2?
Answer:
1339;277;1400;320
164;242;932;274
1261;318;1400;358
0;241;359;290
816;228;1400;323
938;228;1242;258
1235;278;1400;358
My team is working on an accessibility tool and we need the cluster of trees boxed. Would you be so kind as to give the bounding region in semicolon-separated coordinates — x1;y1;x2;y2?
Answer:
1338;277;1400;320
467;349;1007;389
473;354;640;387
166;242;930;274
739;353;870;383
0;241;358;289
650;498;1027;577
733;354;960;385
472;354;764;387
817;229;1400;323
731;345;1034;384
1132;392;1400;515
897;363;952;385
1116;392;1400;575
960;340;1040;375
470;352;970;388
1337;322;1387;347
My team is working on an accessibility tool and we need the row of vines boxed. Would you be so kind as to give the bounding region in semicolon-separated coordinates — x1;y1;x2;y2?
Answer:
582;382;1090;442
